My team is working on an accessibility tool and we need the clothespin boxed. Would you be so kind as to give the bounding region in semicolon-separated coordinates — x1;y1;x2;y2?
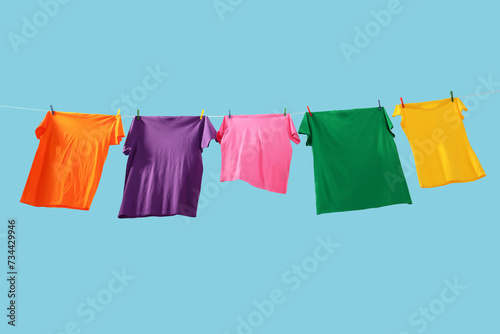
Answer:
50;105;54;115
400;97;405;108
200;109;204;120
450;91;454;102
284;107;287;116
136;109;140;120
307;106;312;117
117;109;121;115
378;100;381;111
229;109;231;119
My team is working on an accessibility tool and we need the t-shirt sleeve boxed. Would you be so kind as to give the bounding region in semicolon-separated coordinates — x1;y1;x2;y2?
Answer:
109;115;125;146
35;111;50;139
298;113;312;146
392;105;405;129
456;98;468;120
216;116;228;144
201;117;217;150
123;117;137;156
383;108;395;137
392;105;402;117
287;115;301;144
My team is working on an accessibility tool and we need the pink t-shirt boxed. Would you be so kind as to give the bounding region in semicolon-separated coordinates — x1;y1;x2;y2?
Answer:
216;114;300;194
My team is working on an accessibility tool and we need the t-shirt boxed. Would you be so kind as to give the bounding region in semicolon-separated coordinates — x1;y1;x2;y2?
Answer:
118;116;216;218
392;98;486;187
20;111;125;210
216;114;300;194
299;107;412;214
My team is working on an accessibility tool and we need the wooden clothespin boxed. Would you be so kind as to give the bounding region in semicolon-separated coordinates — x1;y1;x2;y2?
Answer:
50;105;54;115
400;97;405;108
450;91;454;102
307;106;312;117
200;109;204;120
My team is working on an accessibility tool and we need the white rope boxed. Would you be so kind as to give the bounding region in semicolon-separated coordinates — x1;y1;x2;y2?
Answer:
1;90;499;117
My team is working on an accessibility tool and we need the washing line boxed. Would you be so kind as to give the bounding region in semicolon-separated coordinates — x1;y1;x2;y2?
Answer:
1;90;499;118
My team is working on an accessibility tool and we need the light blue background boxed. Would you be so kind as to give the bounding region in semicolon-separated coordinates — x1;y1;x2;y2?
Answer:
1;0;499;333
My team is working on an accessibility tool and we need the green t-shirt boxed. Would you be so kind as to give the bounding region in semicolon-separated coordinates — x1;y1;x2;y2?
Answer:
298;107;412;214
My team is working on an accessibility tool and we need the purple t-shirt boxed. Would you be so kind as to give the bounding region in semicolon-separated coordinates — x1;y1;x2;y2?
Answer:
118;116;216;218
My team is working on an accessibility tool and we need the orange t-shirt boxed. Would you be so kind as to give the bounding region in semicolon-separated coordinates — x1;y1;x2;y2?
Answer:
20;111;125;210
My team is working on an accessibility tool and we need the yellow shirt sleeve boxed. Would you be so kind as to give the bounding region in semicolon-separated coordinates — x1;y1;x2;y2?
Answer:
392;105;402;117
392;105;405;129
456;98;468;120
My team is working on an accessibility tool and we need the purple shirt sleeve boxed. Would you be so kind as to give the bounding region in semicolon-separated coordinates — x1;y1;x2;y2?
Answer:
201;117;216;150
123;117;137;156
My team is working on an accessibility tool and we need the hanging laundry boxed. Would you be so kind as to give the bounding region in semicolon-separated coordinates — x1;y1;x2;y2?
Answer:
216;114;300;194
299;107;412;214
392;98;486;187
20;111;125;210
118;116;216;218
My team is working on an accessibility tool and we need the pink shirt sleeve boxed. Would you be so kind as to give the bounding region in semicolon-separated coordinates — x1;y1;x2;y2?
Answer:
216;116;228;143
288;115;300;144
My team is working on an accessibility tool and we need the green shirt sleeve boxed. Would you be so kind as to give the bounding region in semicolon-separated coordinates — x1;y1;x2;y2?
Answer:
382;108;395;138
298;113;313;146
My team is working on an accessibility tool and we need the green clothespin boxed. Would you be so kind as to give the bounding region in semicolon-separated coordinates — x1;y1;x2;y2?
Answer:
136;109;140;120
450;91;454;102
284;107;287;116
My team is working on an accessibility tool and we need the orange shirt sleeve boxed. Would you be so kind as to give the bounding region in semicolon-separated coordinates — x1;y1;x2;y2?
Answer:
35;111;50;139
109;115;125;145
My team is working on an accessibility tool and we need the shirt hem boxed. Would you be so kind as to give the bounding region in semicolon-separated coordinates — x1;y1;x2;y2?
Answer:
419;173;486;188
20;200;90;211
118;212;197;218
316;199;412;215
220;177;287;194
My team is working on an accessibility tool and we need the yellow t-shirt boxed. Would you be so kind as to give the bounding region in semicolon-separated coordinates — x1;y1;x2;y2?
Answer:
393;98;485;188
20;111;125;210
